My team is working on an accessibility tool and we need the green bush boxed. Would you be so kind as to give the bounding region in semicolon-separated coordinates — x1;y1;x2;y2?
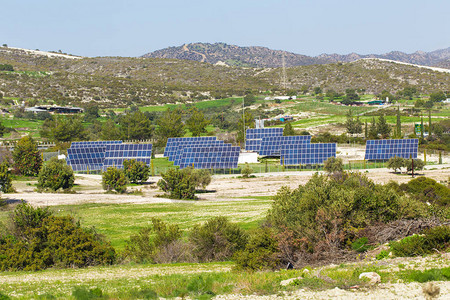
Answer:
158;168;196;199
189;217;248;262
124;218;182;263
323;156;343;173
102;167;127;193
398;268;450;283
72;287;104;300
241;163;253;178
0;161;14;193
0;203;115;271
390;235;427;257
404;159;425;173
422;225;450;252
123;159;150;184
37;158;74;191
351;237;370;253
401;177;449;206
376;250;390;260
234;227;279;271
387;156;405;173
181;167;212;190
12;136;43;176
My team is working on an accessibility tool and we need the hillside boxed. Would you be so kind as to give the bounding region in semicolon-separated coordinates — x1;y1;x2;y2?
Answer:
143;42;450;69
0;46;449;107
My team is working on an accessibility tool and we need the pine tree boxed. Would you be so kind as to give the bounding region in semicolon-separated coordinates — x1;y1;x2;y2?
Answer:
364;121;368;139
377;114;391;138
428;109;432;137
369;117;378;139
421;116;424;140
396;107;402;138
283;122;296;136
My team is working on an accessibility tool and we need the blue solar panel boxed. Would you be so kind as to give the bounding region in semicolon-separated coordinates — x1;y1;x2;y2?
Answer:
172;141;225;166
179;145;240;169
280;143;336;165
103;143;153;170
245;128;284;152
67;146;106;171
164;137;220;161
259;135;312;156
71;141;122;148
364;139;418;160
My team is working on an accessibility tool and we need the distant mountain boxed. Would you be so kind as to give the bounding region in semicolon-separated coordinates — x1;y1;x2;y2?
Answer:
143;43;450;69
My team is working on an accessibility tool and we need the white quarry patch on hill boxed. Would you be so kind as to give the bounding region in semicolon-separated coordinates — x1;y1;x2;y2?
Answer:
4;47;83;59
358;58;450;73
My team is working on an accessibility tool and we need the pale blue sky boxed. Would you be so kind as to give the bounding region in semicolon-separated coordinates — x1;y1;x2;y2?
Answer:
2;0;449;57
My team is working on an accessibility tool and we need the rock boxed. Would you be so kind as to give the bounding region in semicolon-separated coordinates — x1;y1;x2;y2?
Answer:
359;272;381;285
280;276;302;286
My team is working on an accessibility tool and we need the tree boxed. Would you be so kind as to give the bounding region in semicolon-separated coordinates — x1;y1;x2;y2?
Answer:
155;108;185;146
326;89;340;101
0;121;5;138
429;91;446;103
428;110;432;137
181;167;212;190
186;108;210;137
283;122;296;136
40;116;86;142
102;167;127;193
368;117;378;139
83;103;100;122
345;110;362;134
402;86;417;100
37;158;74;191
12;136;42;176
243;94;256;107
343;89;360;102
119;110;153;140
157;168;196;199
387;156;405;173
323;157;343;173
313;87;322;95
364;121;368;139
123;159;150;184
405;159;425;174
396;107;402;138
101;119;121;141
421;117;424;140
377;115;391;138
0;161;14;193
237;111;254;143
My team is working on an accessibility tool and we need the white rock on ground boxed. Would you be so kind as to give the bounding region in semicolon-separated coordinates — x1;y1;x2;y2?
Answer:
359;272;381;285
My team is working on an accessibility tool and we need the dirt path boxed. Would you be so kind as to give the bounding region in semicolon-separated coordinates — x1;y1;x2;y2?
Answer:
5;165;449;207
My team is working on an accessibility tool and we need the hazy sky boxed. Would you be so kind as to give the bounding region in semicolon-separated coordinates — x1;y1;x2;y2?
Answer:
2;0;449;57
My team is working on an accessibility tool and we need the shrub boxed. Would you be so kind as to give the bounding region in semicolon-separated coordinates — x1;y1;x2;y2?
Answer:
404;159;425;173
158;168;196;199
12;136;42;176
323;156;343;173
72;287;104;300
102;167;127;193
351;237;370;253
37;158;74;191
0;203;115;271
123;159;150;184
189;217;248;262
390;235;427;257
241;163;253;178
181;167;212;190
0;161;14;193
401;177;449;206
124;218;183;263
387;156;405;173
234;227;279;270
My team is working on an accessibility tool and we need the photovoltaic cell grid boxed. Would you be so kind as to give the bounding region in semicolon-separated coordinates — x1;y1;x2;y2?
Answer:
280;143;337;165
364;139;418;160
102;143;153;170
164;137;219;161
67;146;106;171
245;128;284;152
259;135;312;156
71;141;122;148
179;146;240;169
172;141;225;166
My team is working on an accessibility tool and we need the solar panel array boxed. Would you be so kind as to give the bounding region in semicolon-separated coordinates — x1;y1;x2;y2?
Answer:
103;143;153;170
164;137;217;161
71;141;122;148
67;147;107;171
179;146;240;169
364;139;418;160
245;128;283;152
163;137;239;169
66;141;152;172
281;143;337;165
259;135;312;156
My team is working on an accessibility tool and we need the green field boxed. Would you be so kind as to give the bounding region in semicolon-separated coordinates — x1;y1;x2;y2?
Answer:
0;199;271;251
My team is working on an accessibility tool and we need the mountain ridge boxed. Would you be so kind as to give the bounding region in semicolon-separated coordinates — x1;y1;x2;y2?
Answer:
143;42;450;69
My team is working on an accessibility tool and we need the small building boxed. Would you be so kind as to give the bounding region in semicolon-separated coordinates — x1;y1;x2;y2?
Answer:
279;116;293;122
